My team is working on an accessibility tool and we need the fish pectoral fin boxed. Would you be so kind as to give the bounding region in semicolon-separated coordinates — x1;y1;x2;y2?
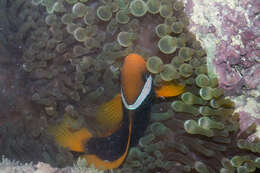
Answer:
155;82;185;98
95;93;123;135
48;123;92;152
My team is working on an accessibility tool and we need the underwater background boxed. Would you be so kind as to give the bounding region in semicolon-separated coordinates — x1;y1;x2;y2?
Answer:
0;0;259;172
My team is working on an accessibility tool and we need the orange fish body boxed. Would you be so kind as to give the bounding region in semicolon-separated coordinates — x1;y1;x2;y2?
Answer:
49;53;185;170
83;54;154;169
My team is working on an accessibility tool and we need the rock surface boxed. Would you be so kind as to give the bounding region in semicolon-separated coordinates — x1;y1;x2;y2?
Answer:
180;0;260;138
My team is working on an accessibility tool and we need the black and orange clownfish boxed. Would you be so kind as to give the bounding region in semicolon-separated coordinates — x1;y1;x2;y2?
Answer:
48;53;185;170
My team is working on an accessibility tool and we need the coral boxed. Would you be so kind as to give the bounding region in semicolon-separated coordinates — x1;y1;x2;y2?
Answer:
0;156;35;173
0;156;104;173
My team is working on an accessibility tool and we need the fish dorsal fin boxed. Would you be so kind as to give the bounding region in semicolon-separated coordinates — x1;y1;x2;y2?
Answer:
155;82;185;98
96;94;123;136
48;116;92;152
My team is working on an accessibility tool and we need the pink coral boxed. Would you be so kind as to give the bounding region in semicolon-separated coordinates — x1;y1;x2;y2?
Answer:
180;0;260;144
183;0;260;91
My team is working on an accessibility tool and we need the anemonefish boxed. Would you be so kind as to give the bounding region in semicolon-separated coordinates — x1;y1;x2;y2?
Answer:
48;53;185;170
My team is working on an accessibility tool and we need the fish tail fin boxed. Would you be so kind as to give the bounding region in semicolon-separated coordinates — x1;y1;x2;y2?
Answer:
48;120;92;152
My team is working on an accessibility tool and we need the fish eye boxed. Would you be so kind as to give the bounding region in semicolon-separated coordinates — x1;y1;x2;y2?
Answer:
119;73;121;82
145;72;151;80
142;72;150;81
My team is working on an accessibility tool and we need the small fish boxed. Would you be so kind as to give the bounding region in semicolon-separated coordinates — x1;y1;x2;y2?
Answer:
48;53;185;170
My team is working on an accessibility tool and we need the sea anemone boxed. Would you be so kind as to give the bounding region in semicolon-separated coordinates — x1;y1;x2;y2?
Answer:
0;0;259;172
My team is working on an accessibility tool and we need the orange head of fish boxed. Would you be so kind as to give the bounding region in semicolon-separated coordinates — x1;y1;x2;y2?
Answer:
120;53;148;105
